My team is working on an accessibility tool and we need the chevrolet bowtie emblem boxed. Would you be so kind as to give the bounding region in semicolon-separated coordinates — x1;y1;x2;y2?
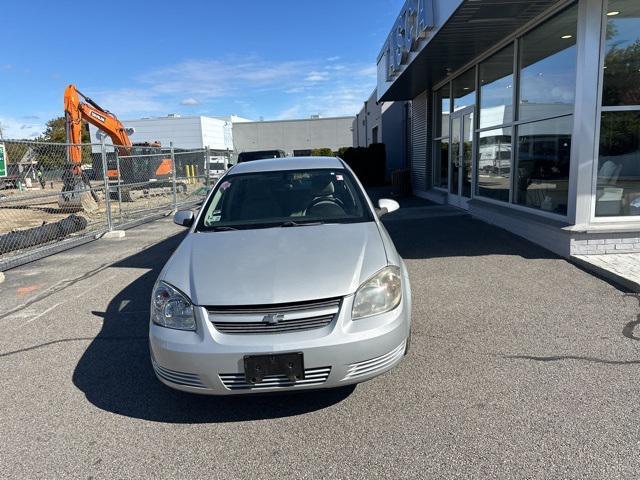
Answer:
263;313;284;325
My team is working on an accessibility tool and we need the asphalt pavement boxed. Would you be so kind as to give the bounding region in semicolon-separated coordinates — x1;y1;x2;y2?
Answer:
1;200;639;479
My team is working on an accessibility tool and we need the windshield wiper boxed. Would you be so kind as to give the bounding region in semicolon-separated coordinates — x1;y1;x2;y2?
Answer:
280;220;324;227
211;226;238;231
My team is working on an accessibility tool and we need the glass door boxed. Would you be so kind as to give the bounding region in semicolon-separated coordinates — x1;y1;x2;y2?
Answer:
449;107;474;208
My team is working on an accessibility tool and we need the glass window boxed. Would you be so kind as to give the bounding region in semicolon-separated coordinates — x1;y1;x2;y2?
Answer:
452;69;476;112
435;86;451;138
197;169;372;230
518;4;578;121
479;45;514;129
477;127;512;202
515;116;573;215
434;138;449;188
602;0;640;106
595;111;640;216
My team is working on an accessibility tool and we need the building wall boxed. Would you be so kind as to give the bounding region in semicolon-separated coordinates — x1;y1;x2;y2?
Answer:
88;116;233;150
381;100;409;173
410;91;427;192
233;117;354;156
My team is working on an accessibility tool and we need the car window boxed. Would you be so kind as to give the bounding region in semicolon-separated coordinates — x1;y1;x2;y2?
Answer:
197;169;372;230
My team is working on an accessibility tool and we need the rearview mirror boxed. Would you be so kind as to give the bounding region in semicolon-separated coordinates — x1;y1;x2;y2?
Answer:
377;198;400;218
174;210;194;227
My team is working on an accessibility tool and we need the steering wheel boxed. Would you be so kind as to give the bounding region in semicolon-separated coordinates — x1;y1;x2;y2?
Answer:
304;197;345;216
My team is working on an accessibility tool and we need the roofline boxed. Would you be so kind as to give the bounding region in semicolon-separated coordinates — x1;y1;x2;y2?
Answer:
235;116;355;125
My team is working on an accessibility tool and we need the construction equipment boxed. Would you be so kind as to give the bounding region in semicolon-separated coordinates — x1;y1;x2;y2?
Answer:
62;84;173;207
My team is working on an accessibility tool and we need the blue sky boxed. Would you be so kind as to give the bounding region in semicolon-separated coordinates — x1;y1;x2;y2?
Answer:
0;0;404;139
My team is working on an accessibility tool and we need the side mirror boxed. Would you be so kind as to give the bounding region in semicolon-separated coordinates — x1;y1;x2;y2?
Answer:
377;198;400;218
174;210;194;227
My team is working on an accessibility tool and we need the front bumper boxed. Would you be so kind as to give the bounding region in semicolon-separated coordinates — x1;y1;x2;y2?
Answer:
149;286;411;395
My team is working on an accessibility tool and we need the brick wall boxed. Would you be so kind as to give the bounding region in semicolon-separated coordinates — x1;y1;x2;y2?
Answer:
571;234;640;255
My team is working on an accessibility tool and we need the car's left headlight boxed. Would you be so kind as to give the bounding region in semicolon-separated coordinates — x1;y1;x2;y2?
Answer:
151;281;196;331
352;266;402;320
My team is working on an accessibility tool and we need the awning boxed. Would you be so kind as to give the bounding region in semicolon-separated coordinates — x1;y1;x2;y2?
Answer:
378;0;562;101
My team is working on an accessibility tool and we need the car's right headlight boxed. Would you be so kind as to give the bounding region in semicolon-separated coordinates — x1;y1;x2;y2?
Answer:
151;281;196;331
352;266;402;320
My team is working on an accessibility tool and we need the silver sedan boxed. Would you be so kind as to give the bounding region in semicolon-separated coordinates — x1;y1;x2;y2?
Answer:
149;156;411;394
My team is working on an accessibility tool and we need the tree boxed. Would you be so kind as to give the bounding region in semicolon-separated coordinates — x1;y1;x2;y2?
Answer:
37;116;91;144
311;147;334;157
34;116;93;168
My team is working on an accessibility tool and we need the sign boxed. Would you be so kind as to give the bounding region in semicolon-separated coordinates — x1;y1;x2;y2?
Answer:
0;143;6;178
382;0;435;82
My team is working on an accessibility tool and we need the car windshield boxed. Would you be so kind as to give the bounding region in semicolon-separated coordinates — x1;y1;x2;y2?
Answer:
197;168;372;230
238;151;283;162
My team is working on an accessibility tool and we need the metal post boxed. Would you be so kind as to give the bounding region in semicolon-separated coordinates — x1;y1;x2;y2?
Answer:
115;148;123;220
170;142;177;211
205;146;210;189
100;137;113;232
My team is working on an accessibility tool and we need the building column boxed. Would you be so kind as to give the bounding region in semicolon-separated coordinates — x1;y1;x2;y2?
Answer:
568;0;605;227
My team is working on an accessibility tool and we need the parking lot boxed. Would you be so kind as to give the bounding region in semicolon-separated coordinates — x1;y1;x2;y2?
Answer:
1;198;639;479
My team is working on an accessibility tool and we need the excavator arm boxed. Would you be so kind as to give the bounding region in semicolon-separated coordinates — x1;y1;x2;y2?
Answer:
63;84;132;168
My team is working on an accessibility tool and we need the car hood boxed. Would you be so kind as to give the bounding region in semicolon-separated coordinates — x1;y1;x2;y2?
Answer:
162;222;388;306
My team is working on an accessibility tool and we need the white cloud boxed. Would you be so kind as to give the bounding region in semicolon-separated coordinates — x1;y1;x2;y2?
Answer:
74;56;378;120
180;97;200;106
327;56;341;62
0;116;45;139
357;65;377;78
305;71;330;82
89;88;166;116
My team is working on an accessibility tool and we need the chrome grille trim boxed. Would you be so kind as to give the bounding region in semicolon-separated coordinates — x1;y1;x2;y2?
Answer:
207;297;341;315
152;361;206;388
208;297;341;334
213;314;334;334
343;341;406;380
219;367;331;390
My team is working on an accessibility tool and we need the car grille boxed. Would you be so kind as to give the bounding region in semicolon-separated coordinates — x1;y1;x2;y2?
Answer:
207;297;341;334
343;341;406;381
219;367;331;390
152;360;206;389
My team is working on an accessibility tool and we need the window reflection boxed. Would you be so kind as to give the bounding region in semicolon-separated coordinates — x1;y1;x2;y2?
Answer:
602;0;640;106
435;87;451;137
434;138;449;189
519;4;578;121
516;117;572;214
452;69;476;112
480;45;514;129
477;128;512;202
596;111;640;216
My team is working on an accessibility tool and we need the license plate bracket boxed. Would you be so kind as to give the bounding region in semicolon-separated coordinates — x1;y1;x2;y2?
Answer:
244;352;305;384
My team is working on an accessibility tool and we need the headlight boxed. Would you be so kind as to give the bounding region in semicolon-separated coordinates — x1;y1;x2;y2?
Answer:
352;266;402;320
151;281;196;331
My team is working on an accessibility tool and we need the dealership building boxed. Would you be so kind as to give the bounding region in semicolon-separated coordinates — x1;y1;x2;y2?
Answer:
377;0;640;257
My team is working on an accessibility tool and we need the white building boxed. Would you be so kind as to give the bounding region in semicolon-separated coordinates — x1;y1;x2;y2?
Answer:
232;116;354;156
89;115;241;151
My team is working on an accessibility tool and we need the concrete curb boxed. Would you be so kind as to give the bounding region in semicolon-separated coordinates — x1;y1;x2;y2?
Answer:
0;272;4;284
102;230;126;239
571;255;640;293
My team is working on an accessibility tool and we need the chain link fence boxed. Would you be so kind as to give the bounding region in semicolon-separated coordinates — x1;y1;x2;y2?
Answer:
0;139;230;270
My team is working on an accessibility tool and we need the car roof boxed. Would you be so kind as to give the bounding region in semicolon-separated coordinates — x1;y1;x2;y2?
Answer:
230;156;344;174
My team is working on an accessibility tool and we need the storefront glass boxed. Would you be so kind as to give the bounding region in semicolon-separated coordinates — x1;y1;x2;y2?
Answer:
452;69;476;112
434;85;450;189
477;127;512;202
518;4;578;122
515;116;572;215
479;45;514;129
596;0;640;217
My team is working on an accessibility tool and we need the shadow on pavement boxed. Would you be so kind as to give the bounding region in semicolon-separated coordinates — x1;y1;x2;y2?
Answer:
72;231;354;424
372;193;558;260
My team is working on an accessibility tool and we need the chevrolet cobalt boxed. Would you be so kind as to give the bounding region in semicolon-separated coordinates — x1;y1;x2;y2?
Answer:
150;156;411;394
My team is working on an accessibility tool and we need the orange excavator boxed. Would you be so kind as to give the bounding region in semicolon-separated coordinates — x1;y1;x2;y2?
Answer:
62;84;173;205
